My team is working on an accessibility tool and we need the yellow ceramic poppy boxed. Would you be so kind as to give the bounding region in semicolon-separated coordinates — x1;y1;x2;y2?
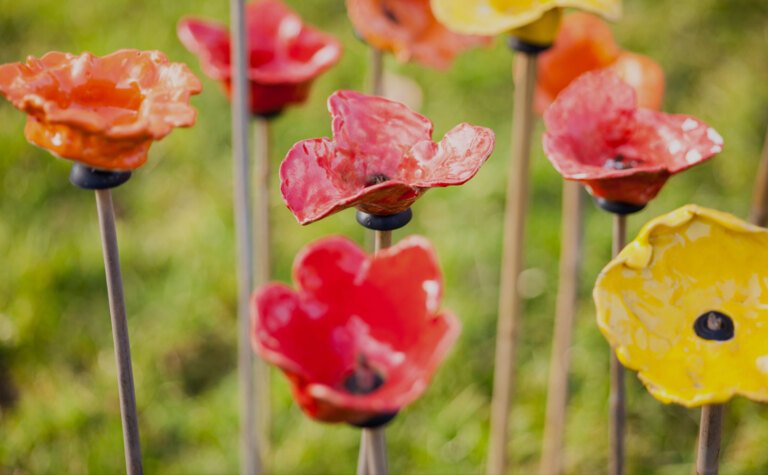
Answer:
430;0;621;40
595;205;768;407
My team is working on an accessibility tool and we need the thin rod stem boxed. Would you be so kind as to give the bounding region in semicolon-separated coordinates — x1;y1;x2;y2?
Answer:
610;213;627;475
369;47;385;96
230;0;261;472
94;189;143;475
749;126;768;226
539;182;584;475
487;51;538;475
366;428;389;475
253;116;272;464
696;405;724;475
357;435;370;475
356;230;392;474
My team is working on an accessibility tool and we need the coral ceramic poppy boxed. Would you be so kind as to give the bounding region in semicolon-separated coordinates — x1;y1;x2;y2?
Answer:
0;50;202;171
280;90;495;225
543;70;722;206
535;12;664;113
595;205;768;407
347;0;490;70
178;0;342;116
430;0;621;39
251;235;460;425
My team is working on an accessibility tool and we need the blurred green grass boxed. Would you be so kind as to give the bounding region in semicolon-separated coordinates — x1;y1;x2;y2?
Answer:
0;0;767;473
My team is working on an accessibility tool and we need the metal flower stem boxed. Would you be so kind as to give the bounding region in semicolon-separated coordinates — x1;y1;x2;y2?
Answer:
253;115;272;464
539;181;584;475
610;214;627;475
230;0;262;472
355;228;392;475
94;188;143;475
749;126;768;226
696;404;724;475
487;50;539;475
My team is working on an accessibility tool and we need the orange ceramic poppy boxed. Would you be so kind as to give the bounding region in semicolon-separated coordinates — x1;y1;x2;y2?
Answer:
347;0;490;70
0;50;202;171
535;12;664;113
609;51;665;111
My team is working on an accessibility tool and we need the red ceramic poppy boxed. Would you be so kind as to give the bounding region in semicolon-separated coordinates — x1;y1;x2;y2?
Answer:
251;235;460;425
280;90;495;224
178;0;342;116
543;70;723;205
535;12;664;113
0;50;202;170
347;0;490;70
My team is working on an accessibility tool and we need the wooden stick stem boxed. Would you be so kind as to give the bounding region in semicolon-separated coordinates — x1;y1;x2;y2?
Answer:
539;182;584;475
356;229;392;475
610;214;627;475
369;47;385;96
252;116;272;465
487;51;538;475
749;127;768;226
94;189;143;475
696;405;724;475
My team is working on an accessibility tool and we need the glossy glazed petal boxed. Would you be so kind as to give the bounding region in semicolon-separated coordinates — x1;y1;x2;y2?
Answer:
430;0;621;36
251;236;460;424
0;50;202;170
280;90;495;224
543;70;722;205
178;0;342;115
595;205;768;407
347;0;491;70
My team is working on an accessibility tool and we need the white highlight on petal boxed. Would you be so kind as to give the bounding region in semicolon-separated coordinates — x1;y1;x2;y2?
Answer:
668;140;683;154
423;280;440;313
707;127;724;145
682;118;699;132
685;149;702;164
757;355;768;375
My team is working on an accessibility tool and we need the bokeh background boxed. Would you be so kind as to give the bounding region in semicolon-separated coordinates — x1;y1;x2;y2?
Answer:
1;0;767;473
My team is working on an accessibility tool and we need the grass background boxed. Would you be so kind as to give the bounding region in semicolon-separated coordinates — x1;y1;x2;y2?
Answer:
0;0;767;473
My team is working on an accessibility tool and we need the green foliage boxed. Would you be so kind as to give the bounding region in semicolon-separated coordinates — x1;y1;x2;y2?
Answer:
0;0;767;473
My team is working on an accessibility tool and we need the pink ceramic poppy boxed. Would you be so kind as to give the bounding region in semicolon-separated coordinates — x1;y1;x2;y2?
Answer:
543;70;723;205
251;235;460;425
178;0;342;116
280;90;495;224
0;50;202;170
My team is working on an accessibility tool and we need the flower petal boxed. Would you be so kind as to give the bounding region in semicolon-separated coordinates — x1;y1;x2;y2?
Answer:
595;205;768;406
329;90;434;175
404;123;495;187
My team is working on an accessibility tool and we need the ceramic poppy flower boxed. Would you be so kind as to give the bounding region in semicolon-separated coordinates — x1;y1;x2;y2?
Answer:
0;50;202;170
251;235;460;425
280;90;495;225
543;70;722;206
594;205;768;407
178;0;342;116
535;12;664;113
430;0;621;40
347;0;491;70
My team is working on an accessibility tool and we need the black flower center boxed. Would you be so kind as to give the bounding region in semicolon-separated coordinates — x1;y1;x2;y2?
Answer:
603;154;639;171
343;354;385;395
381;2;399;24
365;173;390;187
693;311;735;341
